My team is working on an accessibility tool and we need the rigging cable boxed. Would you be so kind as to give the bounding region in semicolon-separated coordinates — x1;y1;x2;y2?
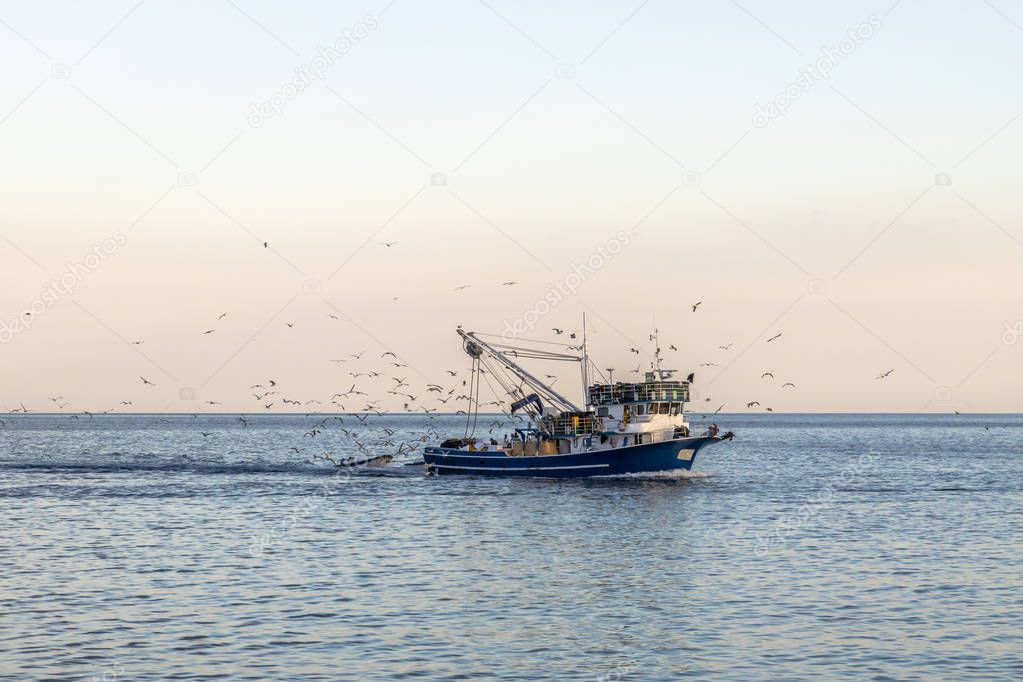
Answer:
462;356;476;438
469;358;482;439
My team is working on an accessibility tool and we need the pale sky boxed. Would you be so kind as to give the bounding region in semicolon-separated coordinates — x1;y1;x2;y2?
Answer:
2;0;1021;413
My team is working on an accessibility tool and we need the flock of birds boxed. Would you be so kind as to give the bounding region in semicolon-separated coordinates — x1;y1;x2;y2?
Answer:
4;272;927;458
7;297;905;416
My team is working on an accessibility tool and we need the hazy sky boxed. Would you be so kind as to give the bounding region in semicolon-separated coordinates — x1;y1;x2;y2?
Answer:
2;0;1021;413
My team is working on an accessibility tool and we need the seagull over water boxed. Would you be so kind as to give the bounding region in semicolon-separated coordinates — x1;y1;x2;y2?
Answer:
766;333;782;343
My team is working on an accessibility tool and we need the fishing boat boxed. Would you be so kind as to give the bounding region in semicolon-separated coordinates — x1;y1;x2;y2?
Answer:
423;324;729;477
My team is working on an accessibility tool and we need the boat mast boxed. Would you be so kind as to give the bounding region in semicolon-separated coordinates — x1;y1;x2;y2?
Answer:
457;330;582;412
651;327;661;376
581;313;589;407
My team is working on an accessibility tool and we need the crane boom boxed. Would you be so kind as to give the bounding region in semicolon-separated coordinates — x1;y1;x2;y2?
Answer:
458;330;582;412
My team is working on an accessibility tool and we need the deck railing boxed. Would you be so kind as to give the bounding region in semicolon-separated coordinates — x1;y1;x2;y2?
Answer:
587;381;689;405
542;412;604;437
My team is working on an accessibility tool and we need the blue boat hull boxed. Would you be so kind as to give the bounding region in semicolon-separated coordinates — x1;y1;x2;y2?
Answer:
422;436;720;478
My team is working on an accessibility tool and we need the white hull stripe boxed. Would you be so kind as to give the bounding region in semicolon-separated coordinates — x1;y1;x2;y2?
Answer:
425;437;713;459
430;463;611;472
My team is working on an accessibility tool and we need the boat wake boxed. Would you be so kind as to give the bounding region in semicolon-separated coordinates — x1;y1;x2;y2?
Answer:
0;457;417;477
593;469;714;481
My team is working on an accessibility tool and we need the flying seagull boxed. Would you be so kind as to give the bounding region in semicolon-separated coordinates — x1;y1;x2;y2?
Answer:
139;376;155;386
761;372;774;379
877;369;894;379
766;333;782;343
691;301;702;312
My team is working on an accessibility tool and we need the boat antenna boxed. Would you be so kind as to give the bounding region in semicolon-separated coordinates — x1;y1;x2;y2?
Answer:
581;312;589;406
650;327;663;376
606;368;614;383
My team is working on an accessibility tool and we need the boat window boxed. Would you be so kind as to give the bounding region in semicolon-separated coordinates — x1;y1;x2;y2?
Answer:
659;402;669;414
597;406;609;417
635;404;645;415
670;402;680;415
